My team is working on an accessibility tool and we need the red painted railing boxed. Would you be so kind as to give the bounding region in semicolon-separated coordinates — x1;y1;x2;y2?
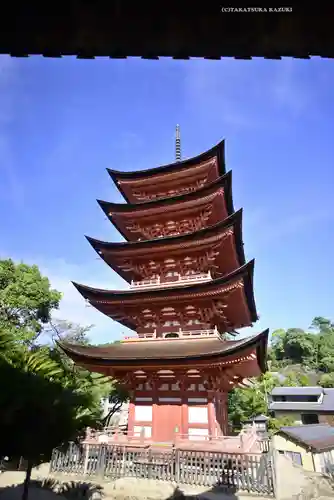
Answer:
130;272;211;289
83;423;261;453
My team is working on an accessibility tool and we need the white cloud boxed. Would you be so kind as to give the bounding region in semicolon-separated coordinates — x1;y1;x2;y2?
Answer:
26;256;132;344
47;258;132;343
183;60;256;130
182;58;313;132
270;58;309;117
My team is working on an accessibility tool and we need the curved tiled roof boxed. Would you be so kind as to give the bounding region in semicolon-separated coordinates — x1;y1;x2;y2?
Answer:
98;172;233;241
107;139;225;203
98;171;233;214
73;259;255;311
58;329;268;371
85;209;245;282
72;260;257;332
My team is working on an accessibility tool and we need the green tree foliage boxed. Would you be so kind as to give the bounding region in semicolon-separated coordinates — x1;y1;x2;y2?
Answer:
283;371;310;387
0;259;127;499
0;259;62;344
319;373;334;388
270;328;316;367
46;319;128;422
270;317;334;374
268;415;297;434
228;373;281;429
229;316;334;430
0;335;96;459
0;328;101;500
0;259;127;424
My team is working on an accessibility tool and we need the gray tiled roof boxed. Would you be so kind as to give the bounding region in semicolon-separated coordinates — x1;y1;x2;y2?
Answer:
279;424;334;452
271;386;322;396
269;387;334;413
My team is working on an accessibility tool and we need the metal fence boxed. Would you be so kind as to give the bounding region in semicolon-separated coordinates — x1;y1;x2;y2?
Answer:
50;443;274;496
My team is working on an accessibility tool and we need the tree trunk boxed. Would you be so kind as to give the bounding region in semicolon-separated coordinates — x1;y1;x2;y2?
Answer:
22;461;32;500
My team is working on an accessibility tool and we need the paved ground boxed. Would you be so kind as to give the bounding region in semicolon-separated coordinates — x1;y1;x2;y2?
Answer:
0;468;273;500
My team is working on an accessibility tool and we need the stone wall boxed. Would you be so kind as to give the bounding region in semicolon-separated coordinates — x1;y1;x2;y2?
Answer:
274;450;333;500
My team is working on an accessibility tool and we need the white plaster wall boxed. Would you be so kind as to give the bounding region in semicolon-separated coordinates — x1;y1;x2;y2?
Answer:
188;406;208;424
273;434;314;471
135;405;152;421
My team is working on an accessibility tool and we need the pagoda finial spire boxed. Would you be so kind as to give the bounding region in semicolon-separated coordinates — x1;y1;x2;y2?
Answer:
175;124;181;162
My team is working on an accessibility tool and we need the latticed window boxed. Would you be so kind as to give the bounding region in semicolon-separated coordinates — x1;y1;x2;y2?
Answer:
163;320;180;326
145;321;157;328
186;319;202;325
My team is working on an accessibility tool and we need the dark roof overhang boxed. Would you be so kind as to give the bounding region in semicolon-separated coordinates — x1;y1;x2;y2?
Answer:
72;259;257;329
107;139;225;202
73;259;254;301
58;329;269;370
85;208;245;281
98;171;234;241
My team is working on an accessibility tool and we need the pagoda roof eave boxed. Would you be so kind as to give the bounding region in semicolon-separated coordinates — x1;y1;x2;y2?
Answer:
107;139;225;202
58;328;268;371
85;209;245;282
72;259;258;323
98;171;233;215
98;172;234;241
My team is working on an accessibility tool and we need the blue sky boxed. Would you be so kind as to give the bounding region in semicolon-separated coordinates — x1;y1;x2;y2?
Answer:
1;55;333;344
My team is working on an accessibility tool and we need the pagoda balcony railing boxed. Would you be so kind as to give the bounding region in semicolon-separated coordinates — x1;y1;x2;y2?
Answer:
180;327;218;337
82;423;261;453
130;272;211;290
123;326;218;341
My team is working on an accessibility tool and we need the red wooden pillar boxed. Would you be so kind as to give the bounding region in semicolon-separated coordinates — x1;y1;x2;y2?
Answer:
152;383;158;441
221;392;228;435
180;374;188;438
207;391;216;438
181;401;188;438
216;395;223;435
128;399;135;437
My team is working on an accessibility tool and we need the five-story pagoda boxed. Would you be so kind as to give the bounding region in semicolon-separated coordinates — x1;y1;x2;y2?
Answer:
60;130;268;444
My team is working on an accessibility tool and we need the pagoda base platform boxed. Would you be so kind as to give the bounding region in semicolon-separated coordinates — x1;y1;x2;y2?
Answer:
83;425;261;454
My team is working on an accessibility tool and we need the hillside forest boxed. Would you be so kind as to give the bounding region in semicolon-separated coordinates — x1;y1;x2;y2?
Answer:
228;316;334;431
1;258;334;495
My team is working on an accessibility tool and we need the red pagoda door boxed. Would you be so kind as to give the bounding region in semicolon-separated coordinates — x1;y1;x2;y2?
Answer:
154;404;182;442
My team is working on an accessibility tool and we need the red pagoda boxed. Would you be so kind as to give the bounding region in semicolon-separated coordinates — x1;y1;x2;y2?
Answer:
60;130;268;445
